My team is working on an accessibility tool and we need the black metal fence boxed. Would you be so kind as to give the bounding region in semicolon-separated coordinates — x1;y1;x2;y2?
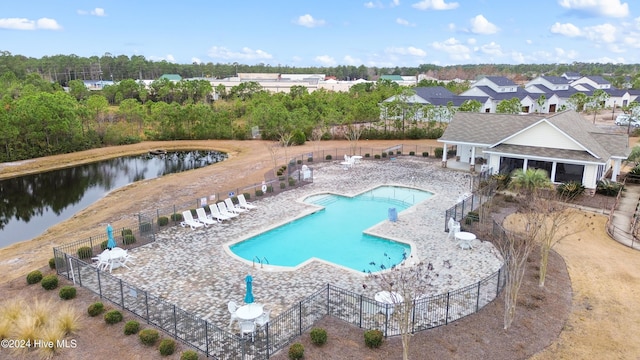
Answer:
444;177;498;232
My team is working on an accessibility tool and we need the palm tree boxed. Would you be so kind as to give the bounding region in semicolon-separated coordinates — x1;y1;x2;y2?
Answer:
510;168;552;201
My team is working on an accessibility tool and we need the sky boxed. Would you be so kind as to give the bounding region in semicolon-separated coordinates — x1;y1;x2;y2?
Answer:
2;0;640;67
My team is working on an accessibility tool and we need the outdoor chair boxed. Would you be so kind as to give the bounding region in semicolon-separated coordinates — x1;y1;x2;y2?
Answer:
228;301;239;327
240;320;256;341
447;217;461;240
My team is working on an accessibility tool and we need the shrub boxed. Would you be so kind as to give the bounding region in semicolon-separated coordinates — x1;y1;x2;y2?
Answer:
280;182;286;189
374;154;381;159
396;150;402;155
364;329;383;348
255;189;264;197
288;178;296;187
87;302;105;317
181;350;199;360
434;147;444;158
296;159;302;164
99;240;108;250
276;169;283;176
243;192;251;200
288;343;304;360
465;211;480;225
124;320;140;335
104;310;123;325
557;181;585;200
596;179;623;197
41;274;59;290
123;234;136;245
278;175;286;181
310;327;327;346
381;152;388;158
325;154;332;160
158;338;176;356
139;221;152;232
292;130;307;145
447;149;456;157
364;153;370;158
77;246;93;259
629;165;640;176
48;257;56;269
492;173;511;190
171;213;183;222
158;216;169;226
266;185;274;193
307;157;313;162
409;151;415;156
139;329;160;346
26;270;43;285
422;151;429;157
59;286;77;300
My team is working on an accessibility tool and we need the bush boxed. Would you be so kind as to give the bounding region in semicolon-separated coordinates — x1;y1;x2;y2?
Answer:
26;270;43;285
396;151;401;155
121;228;133;236
557;181;585;200
325;154;332;160
87;302;105;317
104;310;123;324
596;179;623;196
255;189;264;197
139;329;160;346
280;182;286;189
41;275;59;290
288;343;304;360
243;192;251;200
364;153;370;158
434;147;444;158
310;327;327;346
374;154;381;159
492;173;511;190
307;157;313;162
158;216;169;226
123;234;136;245
181;350;199;360
266;185;274;193
171;213;183;222
465;211;480;225
288;178;296;187
292;130;307;145
49;257;56;269
422;152;429;157
77;246;93;259
381;152;388;158
409;151;415;156
59;286;77;300
139;221;152;232
124;320;140;335
159;339;176;356
296;159;302;164
364;329;383;348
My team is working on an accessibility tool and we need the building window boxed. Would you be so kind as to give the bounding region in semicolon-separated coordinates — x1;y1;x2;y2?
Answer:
528;160;553;178
555;163;584;183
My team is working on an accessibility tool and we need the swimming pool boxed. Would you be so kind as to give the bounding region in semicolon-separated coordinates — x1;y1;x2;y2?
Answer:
228;186;433;272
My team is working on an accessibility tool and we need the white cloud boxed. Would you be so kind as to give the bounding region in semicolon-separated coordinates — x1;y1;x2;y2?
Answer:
526;39;533;44
314;55;336;66
412;0;459;10
364;1;383;8
550;22;582;37
396;18;415;27
192;57;202;64
558;0;629;18
148;54;177;63
91;8;106;17
583;23;617;43
554;47;579;60
511;52;526;63
390;0;400;7
448;23;456;31
479;42;503;56
385;46;427;57
623;33;640;48
0;17;61;30
207;46;273;60
344;55;362;65
467;38;477;45
294;14;326;28
431;37;471;60
470;15;499;34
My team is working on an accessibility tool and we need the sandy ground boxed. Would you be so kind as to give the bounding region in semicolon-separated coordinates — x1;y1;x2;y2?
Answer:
2;134;640;358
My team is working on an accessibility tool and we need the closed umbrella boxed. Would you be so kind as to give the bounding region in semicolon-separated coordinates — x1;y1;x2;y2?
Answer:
106;224;116;249
244;274;254;304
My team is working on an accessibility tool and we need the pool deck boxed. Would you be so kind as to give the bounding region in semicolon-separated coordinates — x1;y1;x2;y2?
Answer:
114;157;503;329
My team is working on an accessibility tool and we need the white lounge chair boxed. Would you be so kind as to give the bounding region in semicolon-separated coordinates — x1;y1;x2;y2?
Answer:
237;194;257;210
225;198;248;214
208;204;232;221
181;210;205;229
217;202;239;219
196;207;217;226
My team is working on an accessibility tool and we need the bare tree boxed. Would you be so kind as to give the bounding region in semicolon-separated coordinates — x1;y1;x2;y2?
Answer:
265;141;280;178
278;131;294;166
367;255;431;360
344;122;364;155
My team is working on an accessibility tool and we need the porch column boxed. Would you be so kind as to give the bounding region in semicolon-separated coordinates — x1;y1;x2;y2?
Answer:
550;162;557;183
441;143;448;168
612;159;621;182
522;158;528;171
469;146;476;172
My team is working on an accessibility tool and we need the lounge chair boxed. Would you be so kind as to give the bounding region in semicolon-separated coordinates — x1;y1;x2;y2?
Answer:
208;204;232;221
225;198;247;214
181;210;205;230
196;207;218;226
217;202;239;219
237;194;257;210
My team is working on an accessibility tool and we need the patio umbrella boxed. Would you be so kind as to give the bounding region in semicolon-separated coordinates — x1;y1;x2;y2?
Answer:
106;224;116;249
244;274;254;304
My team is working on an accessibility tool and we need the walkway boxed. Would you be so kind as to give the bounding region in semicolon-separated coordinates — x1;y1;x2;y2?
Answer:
608;182;640;249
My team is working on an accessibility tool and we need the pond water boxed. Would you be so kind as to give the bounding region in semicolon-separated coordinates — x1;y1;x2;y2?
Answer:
0;150;226;247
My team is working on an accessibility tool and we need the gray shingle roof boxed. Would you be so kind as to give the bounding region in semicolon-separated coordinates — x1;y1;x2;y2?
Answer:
484;76;516;86
473;86;531;100
541;76;570;85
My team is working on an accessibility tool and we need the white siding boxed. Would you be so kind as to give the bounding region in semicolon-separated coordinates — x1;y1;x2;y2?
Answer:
504;122;584;150
583;164;598;189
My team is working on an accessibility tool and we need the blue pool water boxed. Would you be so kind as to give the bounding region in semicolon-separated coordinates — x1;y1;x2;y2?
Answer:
229;186;433;272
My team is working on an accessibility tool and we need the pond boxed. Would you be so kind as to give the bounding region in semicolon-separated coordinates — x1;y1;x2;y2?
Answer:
0;150;227;247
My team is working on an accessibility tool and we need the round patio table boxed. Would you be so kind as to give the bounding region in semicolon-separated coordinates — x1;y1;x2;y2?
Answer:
235;303;264;321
